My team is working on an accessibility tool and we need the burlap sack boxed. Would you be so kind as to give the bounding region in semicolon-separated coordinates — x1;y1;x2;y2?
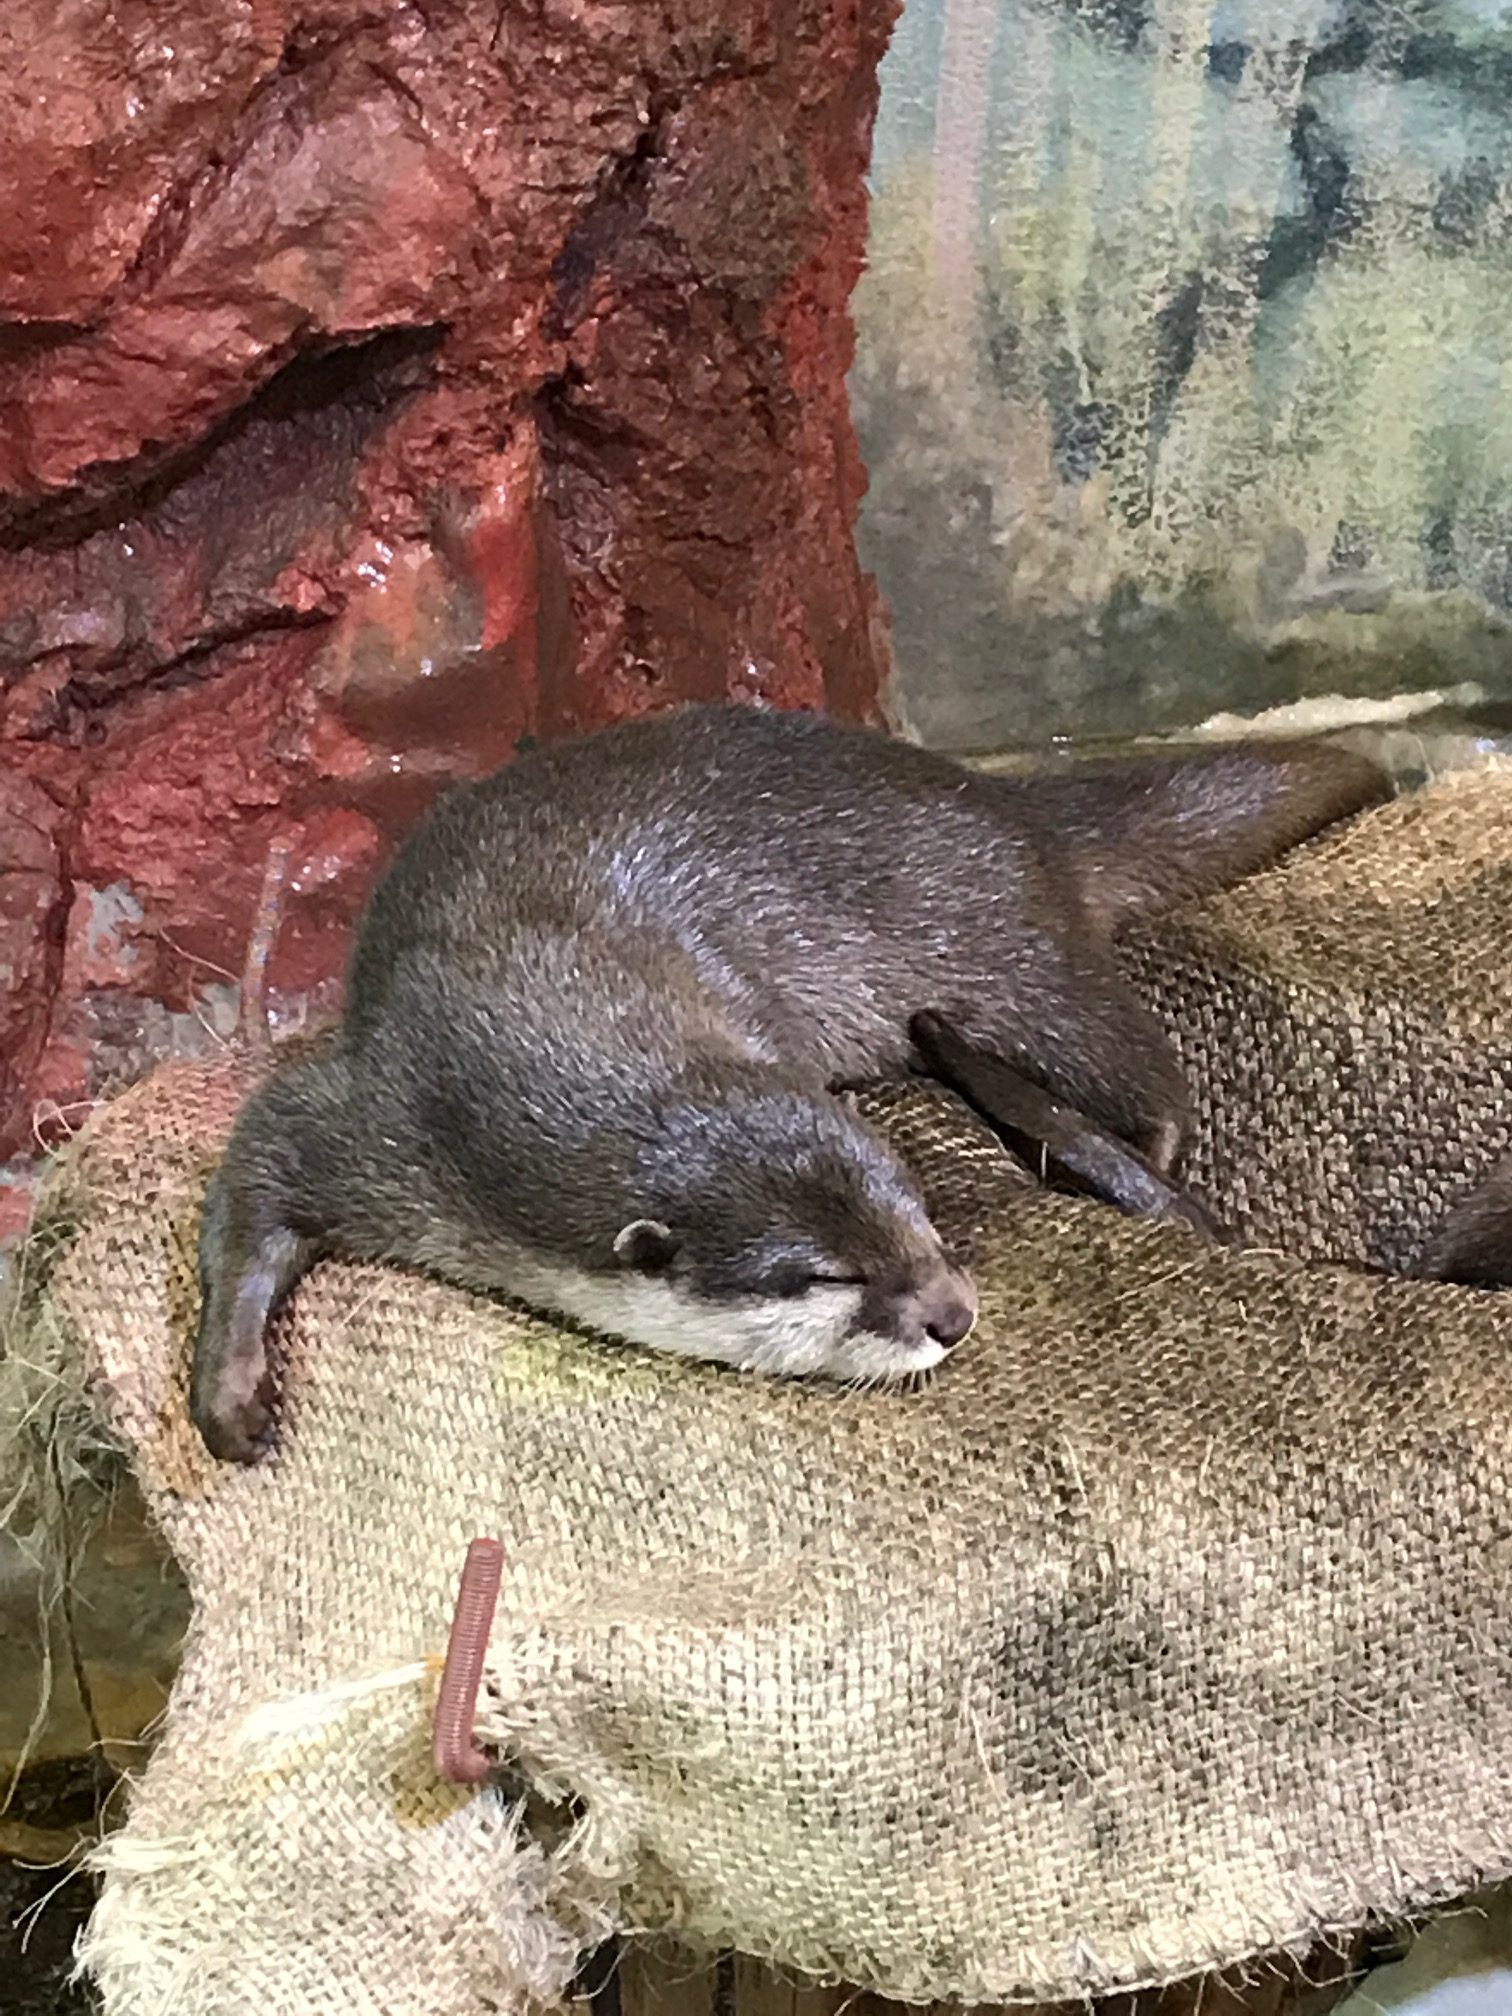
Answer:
13;765;1512;2016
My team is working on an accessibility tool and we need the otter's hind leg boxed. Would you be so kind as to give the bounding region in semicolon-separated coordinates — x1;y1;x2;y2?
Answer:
190;1051;350;1464
910;913;1221;1227
911;1011;1213;1233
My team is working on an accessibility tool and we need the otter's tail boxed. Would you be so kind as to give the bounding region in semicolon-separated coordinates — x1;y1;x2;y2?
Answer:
1006;739;1392;929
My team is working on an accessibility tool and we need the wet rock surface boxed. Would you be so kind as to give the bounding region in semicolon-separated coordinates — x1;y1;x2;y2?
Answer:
0;0;895;1215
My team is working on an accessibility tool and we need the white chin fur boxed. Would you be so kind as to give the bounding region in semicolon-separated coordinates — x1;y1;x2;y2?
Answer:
832;1330;947;1382
502;1262;936;1383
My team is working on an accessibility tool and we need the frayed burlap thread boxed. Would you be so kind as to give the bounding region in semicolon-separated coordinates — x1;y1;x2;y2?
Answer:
16;763;1512;2014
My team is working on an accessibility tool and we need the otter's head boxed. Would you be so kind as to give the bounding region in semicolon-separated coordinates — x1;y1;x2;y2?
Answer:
566;1080;977;1383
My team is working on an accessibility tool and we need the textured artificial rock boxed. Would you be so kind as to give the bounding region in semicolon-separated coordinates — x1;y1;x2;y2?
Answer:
0;0;895;1202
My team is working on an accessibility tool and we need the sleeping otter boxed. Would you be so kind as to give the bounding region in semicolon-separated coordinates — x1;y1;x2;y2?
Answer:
191;703;1387;1461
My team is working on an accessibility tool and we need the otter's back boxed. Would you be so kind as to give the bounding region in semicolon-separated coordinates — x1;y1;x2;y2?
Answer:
345;706;1048;1033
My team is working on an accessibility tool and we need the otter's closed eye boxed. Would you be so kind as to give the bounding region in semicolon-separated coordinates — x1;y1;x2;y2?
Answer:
769;1269;865;1297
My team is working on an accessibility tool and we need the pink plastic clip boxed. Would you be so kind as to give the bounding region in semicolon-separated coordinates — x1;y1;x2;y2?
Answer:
433;1537;505;1784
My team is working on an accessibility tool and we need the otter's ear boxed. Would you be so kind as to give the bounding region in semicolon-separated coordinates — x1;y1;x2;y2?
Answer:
613;1218;680;1274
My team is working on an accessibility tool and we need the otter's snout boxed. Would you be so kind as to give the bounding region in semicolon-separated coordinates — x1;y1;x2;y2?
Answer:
926;1285;977;1348
886;1268;977;1355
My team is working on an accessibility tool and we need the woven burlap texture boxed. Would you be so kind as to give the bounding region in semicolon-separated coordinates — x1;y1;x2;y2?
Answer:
18;764;1512;2016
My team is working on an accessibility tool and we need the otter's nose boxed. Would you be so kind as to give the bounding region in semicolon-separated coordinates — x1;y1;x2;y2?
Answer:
923;1279;977;1350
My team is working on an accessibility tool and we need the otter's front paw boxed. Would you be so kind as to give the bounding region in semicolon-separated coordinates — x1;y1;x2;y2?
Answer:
190;1363;280;1465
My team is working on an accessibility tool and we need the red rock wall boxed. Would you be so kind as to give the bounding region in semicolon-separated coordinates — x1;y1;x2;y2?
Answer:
0;0;899;1232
